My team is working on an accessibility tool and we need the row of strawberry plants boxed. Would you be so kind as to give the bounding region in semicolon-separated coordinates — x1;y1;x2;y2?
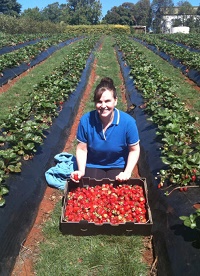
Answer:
156;33;200;50
133;34;200;72
0;34;78;74
0;33;52;48
115;35;200;192
0;35;100;206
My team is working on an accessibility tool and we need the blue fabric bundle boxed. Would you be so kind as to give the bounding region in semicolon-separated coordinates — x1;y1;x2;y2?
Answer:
45;152;78;189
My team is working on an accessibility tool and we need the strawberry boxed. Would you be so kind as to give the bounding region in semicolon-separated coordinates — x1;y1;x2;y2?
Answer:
64;183;147;224
191;175;196;182
157;183;163;189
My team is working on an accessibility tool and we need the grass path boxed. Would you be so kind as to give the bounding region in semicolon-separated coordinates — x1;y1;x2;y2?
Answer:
32;36;153;276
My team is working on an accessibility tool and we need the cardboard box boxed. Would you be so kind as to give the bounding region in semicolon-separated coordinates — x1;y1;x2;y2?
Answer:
59;177;153;236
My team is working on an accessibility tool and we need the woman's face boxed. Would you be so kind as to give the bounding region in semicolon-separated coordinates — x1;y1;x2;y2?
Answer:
95;90;117;120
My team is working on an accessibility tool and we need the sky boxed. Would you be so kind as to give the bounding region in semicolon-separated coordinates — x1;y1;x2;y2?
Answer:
18;0;200;17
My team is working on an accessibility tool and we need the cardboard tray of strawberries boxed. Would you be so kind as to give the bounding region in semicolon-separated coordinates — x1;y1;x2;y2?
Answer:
59;177;153;236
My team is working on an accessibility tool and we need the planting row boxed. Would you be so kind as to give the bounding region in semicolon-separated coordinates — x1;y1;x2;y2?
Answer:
0;33;79;74
0;33;51;49
0;38;44;56
116;35;200;270
0;35;100;206
115;35;200;192
156;33;200;50
133;34;200;72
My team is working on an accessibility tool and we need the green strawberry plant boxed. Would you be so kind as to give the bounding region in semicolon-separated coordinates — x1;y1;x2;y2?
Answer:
180;209;200;231
0;185;9;207
157;33;200;50
0;33;51;48
115;34;200;193
0;35;100;206
133;34;200;71
0;34;74;73
0;149;22;172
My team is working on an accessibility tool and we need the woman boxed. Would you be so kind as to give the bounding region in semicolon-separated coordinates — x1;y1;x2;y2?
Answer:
70;77;140;182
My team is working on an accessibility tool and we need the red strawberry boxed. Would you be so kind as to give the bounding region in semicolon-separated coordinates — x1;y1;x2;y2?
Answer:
191;175;196;182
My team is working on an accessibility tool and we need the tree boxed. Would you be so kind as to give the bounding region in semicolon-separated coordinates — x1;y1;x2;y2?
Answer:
197;5;200;15
151;0;174;33
171;18;182;27
42;2;63;23
103;1;151;28
151;0;174;14
0;0;21;16
176;1;194;26
196;5;200;32
134;0;151;27
21;7;45;22
86;0;102;24
102;8;121;24
62;0;102;24
103;3;137;25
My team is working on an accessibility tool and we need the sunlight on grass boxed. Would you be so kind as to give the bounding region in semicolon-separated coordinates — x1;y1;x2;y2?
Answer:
35;205;147;276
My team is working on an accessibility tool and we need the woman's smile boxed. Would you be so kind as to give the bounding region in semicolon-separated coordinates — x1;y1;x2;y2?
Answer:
96;90;117;121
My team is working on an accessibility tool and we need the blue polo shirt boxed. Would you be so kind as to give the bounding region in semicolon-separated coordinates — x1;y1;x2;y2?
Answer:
77;108;139;169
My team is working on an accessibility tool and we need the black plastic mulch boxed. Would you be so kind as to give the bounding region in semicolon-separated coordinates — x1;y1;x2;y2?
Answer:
0;39;43;55
0;37;81;87
0;49;94;276
117;49;200;276
133;38;200;87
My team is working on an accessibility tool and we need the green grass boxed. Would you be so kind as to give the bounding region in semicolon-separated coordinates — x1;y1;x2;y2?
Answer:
34;36;150;276
132;39;200;116
35;205;147;276
0;40;80;121
94;37;126;111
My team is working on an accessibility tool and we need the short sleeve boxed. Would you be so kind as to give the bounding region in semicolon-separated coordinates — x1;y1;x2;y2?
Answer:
76;115;88;143
126;116;139;145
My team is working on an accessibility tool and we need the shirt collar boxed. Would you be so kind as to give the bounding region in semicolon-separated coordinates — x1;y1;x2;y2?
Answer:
95;108;120;125
113;108;120;125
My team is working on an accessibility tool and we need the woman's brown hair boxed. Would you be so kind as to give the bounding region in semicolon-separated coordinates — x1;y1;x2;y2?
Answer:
93;77;117;102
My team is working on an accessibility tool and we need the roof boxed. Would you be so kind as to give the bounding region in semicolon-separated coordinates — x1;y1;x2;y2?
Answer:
161;6;198;15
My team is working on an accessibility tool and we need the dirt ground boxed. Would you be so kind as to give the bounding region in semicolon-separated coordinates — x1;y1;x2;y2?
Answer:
1;43;199;276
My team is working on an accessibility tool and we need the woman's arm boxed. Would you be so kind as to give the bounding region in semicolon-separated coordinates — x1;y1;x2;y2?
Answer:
70;142;87;182
116;143;140;181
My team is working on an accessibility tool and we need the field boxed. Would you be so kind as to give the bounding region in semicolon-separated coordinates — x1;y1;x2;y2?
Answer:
0;32;200;276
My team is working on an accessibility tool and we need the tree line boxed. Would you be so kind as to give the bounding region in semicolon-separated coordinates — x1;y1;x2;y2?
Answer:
0;0;200;32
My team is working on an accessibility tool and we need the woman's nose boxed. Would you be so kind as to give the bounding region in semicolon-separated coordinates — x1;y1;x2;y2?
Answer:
101;102;106;108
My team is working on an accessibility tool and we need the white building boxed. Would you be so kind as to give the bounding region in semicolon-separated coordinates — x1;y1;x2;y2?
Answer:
160;6;199;33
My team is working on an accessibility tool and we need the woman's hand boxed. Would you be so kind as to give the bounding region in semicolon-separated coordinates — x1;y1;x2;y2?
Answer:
70;170;84;183
115;171;131;182
116;143;140;182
